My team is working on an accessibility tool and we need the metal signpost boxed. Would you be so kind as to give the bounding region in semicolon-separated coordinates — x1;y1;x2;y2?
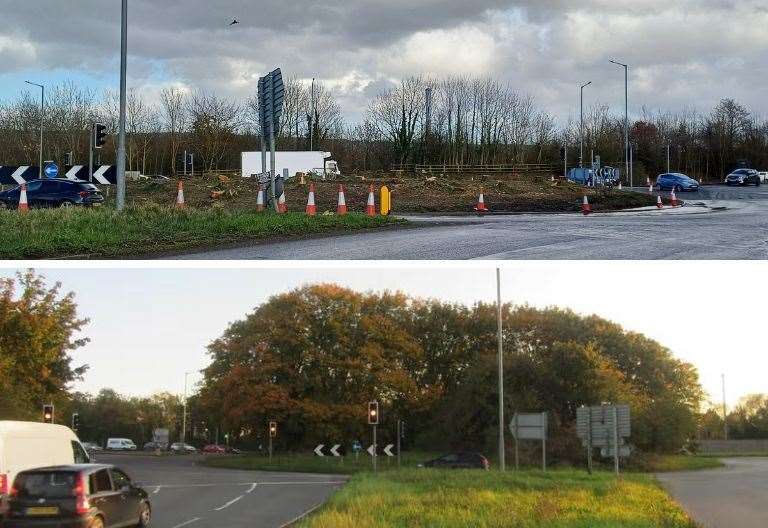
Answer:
577;404;631;475
257;69;285;212
510;412;548;471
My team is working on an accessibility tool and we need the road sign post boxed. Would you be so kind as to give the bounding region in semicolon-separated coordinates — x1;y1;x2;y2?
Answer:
612;407;619;475
258;69;284;212
577;404;631;475
368;401;379;472
510;412;548;472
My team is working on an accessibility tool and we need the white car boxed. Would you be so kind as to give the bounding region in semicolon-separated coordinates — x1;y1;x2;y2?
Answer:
106;437;137;450
170;442;197;454
758;171;768;183
0;421;90;500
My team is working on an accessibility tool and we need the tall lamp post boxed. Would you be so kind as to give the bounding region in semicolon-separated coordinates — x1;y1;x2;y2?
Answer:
116;0;128;211
182;371;193;445
25;81;44;179
496;268;505;471
580;81;592;167
609;59;629;185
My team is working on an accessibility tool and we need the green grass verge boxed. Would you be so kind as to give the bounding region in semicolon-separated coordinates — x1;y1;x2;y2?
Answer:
0;206;401;259
630;454;723;473
296;469;696;528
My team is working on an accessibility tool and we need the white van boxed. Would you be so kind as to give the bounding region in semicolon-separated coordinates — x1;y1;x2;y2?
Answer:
106;438;137;451
0;421;90;499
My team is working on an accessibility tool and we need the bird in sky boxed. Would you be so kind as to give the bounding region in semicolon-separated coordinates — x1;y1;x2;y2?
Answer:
229;18;239;26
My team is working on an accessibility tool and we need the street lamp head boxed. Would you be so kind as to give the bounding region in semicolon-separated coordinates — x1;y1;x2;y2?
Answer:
609;59;628;68
581;81;592;89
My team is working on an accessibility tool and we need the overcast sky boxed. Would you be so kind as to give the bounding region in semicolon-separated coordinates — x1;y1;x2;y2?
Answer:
1;1;767;123
3;261;762;411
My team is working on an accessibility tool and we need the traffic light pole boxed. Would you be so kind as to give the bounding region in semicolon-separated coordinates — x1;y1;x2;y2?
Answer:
89;124;94;183
372;424;377;473
396;420;401;468
268;434;273;463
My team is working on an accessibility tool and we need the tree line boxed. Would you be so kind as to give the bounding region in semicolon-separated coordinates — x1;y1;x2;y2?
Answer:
1;77;766;180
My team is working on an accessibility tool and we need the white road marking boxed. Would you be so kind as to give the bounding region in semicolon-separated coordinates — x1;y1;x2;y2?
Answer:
153;486;161;494
143;480;345;489
246;483;257;493
213;495;243;511
170;518;201;528
278;502;325;528
256;481;347;486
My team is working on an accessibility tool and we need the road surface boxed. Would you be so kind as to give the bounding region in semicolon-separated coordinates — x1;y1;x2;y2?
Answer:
657;457;768;528
97;453;344;528
167;185;768;260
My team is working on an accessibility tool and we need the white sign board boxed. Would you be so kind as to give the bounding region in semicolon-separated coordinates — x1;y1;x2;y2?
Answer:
577;404;630;447
510;413;548;440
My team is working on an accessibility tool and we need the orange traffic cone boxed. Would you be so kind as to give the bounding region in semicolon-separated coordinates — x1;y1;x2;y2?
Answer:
337;185;347;215
18;183;29;213
475;188;488;213
656;195;663;209
306;184;317;216
256;186;265;212
670;188;679;207
278;192;287;213
365;185;376;216
581;195;592;215
175;180;185;208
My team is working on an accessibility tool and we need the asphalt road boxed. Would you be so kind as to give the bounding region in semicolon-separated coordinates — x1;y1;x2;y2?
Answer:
657;457;768;528
95;453;345;528
167;185;768;260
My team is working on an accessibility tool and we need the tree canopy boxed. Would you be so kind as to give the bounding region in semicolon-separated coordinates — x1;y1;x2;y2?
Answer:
198;284;704;456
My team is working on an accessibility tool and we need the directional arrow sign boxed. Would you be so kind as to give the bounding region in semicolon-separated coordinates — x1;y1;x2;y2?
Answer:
383;444;395;457
330;444;342;457
367;444;377;457
314;444;325;457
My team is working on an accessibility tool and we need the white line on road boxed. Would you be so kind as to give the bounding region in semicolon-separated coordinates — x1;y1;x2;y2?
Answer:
152;486;161;494
143;480;345;489
213;495;243;511
170;518;201;528
257;481;347;486
278;502;325;528
246;483;257;493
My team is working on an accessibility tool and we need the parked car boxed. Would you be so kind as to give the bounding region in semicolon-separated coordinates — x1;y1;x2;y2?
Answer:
202;444;227;454
0;422;91;504
725;168;761;186
0;179;104;209
81;442;103;452
105;438;136;451
4;464;151;528
169;443;197;454
656;173;700;192
420;452;490;470
142;441;167;451
758;171;768;182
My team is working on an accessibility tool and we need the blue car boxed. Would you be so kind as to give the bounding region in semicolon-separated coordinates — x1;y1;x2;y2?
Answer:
655;173;700;192
0;179;104;209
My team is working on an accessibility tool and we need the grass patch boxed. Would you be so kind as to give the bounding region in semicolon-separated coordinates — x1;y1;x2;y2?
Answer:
296;468;696;528
0;206;401;259
627;454;723;473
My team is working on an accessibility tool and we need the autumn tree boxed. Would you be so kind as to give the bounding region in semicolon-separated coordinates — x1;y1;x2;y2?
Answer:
0;270;89;420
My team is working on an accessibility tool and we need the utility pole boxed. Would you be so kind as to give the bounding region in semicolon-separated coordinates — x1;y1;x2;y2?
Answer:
610;60;629;185
88;123;94;183
722;373;728;440
182;371;192;444
116;0;128;211
580;81;591;167
425;87;433;164
309;78;315;151
25;81;44;179
496;268;505;471
667;144;671;173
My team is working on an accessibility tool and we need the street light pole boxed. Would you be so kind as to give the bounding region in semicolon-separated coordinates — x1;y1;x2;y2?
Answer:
182;371;192;444
25;81;44;179
496;268;505;471
580;82;591;168
610;60;629;184
116;0;128;211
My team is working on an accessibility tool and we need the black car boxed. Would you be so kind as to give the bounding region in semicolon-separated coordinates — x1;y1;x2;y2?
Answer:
0;179;104;209
725;168;761;186
422;452;490;470
5;464;151;528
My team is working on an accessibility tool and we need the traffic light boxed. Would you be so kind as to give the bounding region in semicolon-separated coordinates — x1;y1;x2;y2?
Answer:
94;123;107;149
71;413;80;431
368;401;379;425
64;152;74;166
43;404;54;424
269;421;277;438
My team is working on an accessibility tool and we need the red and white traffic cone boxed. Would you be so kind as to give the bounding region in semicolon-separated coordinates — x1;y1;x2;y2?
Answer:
175;180;185;208
581;195;592;215
337;185;347;215
657;195;664;209
256;186;265;212
278;192;287;213
365;184;376;216
306;183;317;216
18;183;29;213
475;188;488;213
648;183;654;194
670;188;679;207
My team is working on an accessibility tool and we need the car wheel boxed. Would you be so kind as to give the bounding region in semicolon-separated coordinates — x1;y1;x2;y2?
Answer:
756;179;761;187
137;502;152;527
90;516;105;528
60;200;74;208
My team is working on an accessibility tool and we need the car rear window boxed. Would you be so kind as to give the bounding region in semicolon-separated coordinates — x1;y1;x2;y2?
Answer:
15;472;77;498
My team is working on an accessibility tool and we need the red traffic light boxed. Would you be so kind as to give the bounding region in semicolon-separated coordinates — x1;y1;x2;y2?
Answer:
269;421;277;438
368;401;379;425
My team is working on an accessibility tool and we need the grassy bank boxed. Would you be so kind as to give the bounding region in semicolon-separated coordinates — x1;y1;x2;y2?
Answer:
628;454;723;473
0;206;400;259
296;469;696;528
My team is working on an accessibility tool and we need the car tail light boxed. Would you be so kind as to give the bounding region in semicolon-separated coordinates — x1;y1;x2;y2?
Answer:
79;191;89;198
74;473;90;515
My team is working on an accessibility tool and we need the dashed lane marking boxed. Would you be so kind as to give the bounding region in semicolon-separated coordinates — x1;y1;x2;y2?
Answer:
170;518;201;528
213;495;243;511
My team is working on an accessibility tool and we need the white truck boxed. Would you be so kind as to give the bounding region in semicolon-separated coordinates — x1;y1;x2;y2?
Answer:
241;151;341;179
